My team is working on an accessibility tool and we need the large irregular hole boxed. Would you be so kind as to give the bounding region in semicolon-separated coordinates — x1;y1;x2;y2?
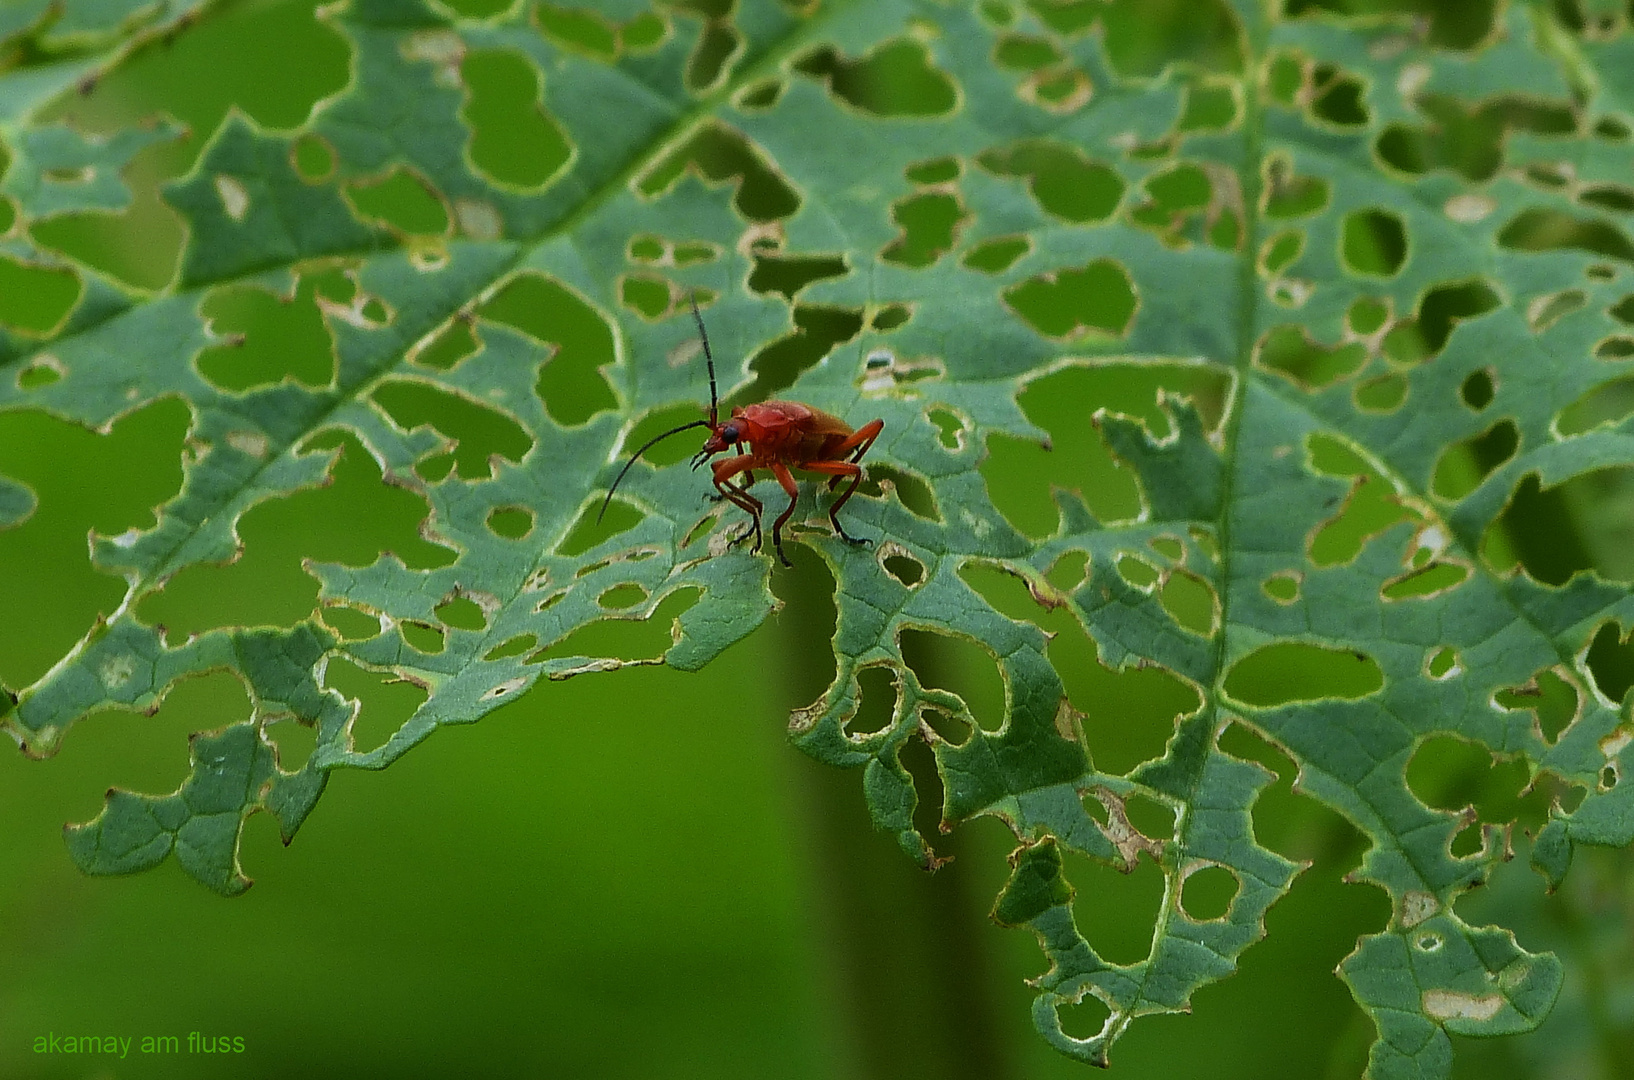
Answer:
847;665;898;737
482;273;618;425
345;166;449;236
1406;735;1544;830
748;253;847;299
1482;472;1599;584
1377;96;1574;182
1005;259;1136;339
557;498;643;557
412;319;479;371
1587;621;1634;707
1159;571;1218;636
535;2;618;61
1180;865;1239;921
857;463;939;521
1498;208;1634;262
371;379;532;479
138;431;455;638
983;363;1228;535
639;121;800;221
792;38;958;117
882;191;966;268
1557;375;1634;435
1341;209;1407;276
324;656;431;754
899;627;1005;734
1065;847;1167;965
320;604;381;642
977;140;1124;222
957;563;1200;774
1306;434;1417;566
1494;668;1579;744
532;587;701;664
1257;325;1367;389
196;273;342;391
739;305;863;401
1430;419;1519;500
962;235;1031;274
460;48;572;190
0;256;81;334
1223;643;1384;706
685;18;743;93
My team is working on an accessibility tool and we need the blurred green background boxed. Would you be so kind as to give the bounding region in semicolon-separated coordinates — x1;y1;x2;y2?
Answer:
3;0;1634;1077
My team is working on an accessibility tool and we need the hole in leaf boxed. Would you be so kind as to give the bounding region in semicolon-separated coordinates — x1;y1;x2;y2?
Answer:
639;121;799;221
486;505;534;539
748;253;847;300
1427;647;1460;680
412;319;478;371
1587;621;1634;706
1160;571;1217;636
1180;865;1239;920
620;273;674;320
1223;643;1383;706
345;167;449;235
1581;185;1634;213
324;657;429;755
1382;562;1470;600
1257;326;1368;389
792;38;958;117
1603;763;1619;791
871;304;911;332
196;278;341;391
320;605;380;641
740;305;863;401
994;33;1064;70
139;430;455;637
978;141;1124;222
1064;848;1166;965
1499;208;1634;261
1483;471;1605;584
0;256;79;335
1047;550;1089;593
1431;419;1518;500
401;620;445;654
1342;209;1407;276
484;634;538;661
1354;373;1408;413
905;156;960;184
557;498;643;557
848;665;898;736
1557;376;1634;435
1407;736;1534;825
962;235;1031;274
685;19;742;93
17;357;64;390
883;552;925;587
1347;297;1389;335
461;49;571;190
1006;260;1136;339
483;273;618;426
1057;993;1111;1041
371;379;532;479
1461;368;1495;410
899;627;1005;733
1117;554;1160;589
533;587;701;664
1263;158;1329;218
1261;229;1304;275
1311;72;1368;126
862;464;939;521
1495;668;1579;744
1598;337;1634;360
598;583;647;610
735;77;785;111
882;191;966;267
435;596;486;631
1262;571;1300;604
535;2;618;60
921;705;970;745
1610;295;1634;325
292;134;335;181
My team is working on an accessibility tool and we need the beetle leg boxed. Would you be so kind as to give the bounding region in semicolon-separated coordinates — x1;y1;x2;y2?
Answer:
711;456;762;553
802;460;871;546
823;418;884;489
768;461;800;568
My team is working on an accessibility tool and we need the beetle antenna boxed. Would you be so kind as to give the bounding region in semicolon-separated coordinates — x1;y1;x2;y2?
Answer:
689;293;718;428
598;419;713;522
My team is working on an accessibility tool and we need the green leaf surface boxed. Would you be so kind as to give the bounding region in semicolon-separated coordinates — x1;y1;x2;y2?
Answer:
6;0;1634;1075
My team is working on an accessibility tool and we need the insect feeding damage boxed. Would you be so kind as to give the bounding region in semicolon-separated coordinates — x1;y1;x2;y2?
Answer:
599;296;885;567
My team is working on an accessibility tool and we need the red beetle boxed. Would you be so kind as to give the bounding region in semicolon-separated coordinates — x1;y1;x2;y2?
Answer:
600;298;884;567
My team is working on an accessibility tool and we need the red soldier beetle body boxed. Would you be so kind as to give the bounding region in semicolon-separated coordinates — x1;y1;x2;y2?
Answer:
600;297;884;568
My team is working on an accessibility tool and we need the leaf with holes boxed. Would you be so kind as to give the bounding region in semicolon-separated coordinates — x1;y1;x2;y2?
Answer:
6;0;1634;1075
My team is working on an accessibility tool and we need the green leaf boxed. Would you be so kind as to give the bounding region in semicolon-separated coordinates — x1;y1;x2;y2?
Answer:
7;0;1634;1074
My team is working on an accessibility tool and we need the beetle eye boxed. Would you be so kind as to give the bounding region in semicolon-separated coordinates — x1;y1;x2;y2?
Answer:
722;425;739;442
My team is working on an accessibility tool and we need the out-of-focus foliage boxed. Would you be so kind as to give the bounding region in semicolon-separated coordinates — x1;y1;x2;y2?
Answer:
4;0;1634;1075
